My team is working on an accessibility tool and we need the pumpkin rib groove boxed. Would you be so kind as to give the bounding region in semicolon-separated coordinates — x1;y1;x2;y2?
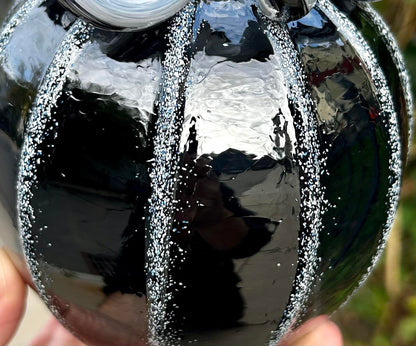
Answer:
262;17;322;344
146;2;197;344
317;0;402;306
17;17;93;320
287;4;392;317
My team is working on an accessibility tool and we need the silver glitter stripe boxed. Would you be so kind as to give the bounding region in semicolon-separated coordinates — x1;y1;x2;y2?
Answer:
146;3;196;345
17;19;92;307
264;19;322;345
359;2;414;146
317;0;402;296
0;0;43;58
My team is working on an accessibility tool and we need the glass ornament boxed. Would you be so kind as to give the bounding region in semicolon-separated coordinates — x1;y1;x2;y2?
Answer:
0;0;412;344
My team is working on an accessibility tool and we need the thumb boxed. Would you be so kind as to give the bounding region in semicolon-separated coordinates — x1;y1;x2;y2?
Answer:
0;247;27;345
278;316;343;346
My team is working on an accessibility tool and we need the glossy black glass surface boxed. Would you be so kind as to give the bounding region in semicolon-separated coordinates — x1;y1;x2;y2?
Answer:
345;3;410;163
289;7;393;316
0;0;409;345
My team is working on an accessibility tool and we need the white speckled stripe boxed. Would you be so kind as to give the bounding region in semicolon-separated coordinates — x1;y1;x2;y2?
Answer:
17;18;92;313
359;2;414;148
0;0;43;59
264;18;322;345
145;2;196;345
317;0;402;299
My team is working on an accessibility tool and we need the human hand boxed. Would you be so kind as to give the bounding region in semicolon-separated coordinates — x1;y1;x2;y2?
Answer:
276;315;343;346
0;248;84;346
0;247;343;346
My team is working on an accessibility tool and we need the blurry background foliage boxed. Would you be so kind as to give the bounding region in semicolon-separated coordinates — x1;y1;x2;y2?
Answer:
0;0;416;345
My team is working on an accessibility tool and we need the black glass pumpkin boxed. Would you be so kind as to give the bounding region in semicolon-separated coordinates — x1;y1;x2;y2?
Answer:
0;0;412;344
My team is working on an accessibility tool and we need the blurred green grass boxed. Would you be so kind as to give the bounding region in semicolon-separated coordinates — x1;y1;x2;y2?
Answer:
334;1;416;344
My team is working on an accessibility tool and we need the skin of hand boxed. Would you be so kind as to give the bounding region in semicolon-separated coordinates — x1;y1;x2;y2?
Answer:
0;247;343;346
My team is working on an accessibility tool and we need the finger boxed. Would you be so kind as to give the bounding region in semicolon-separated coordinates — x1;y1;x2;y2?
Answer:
30;318;85;346
0;247;27;345
29;318;57;346
52;296;147;346
46;319;86;346
278;316;343;346
292;319;342;346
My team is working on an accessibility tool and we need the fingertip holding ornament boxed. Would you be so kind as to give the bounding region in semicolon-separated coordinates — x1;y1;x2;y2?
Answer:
277;316;343;346
0;247;27;346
